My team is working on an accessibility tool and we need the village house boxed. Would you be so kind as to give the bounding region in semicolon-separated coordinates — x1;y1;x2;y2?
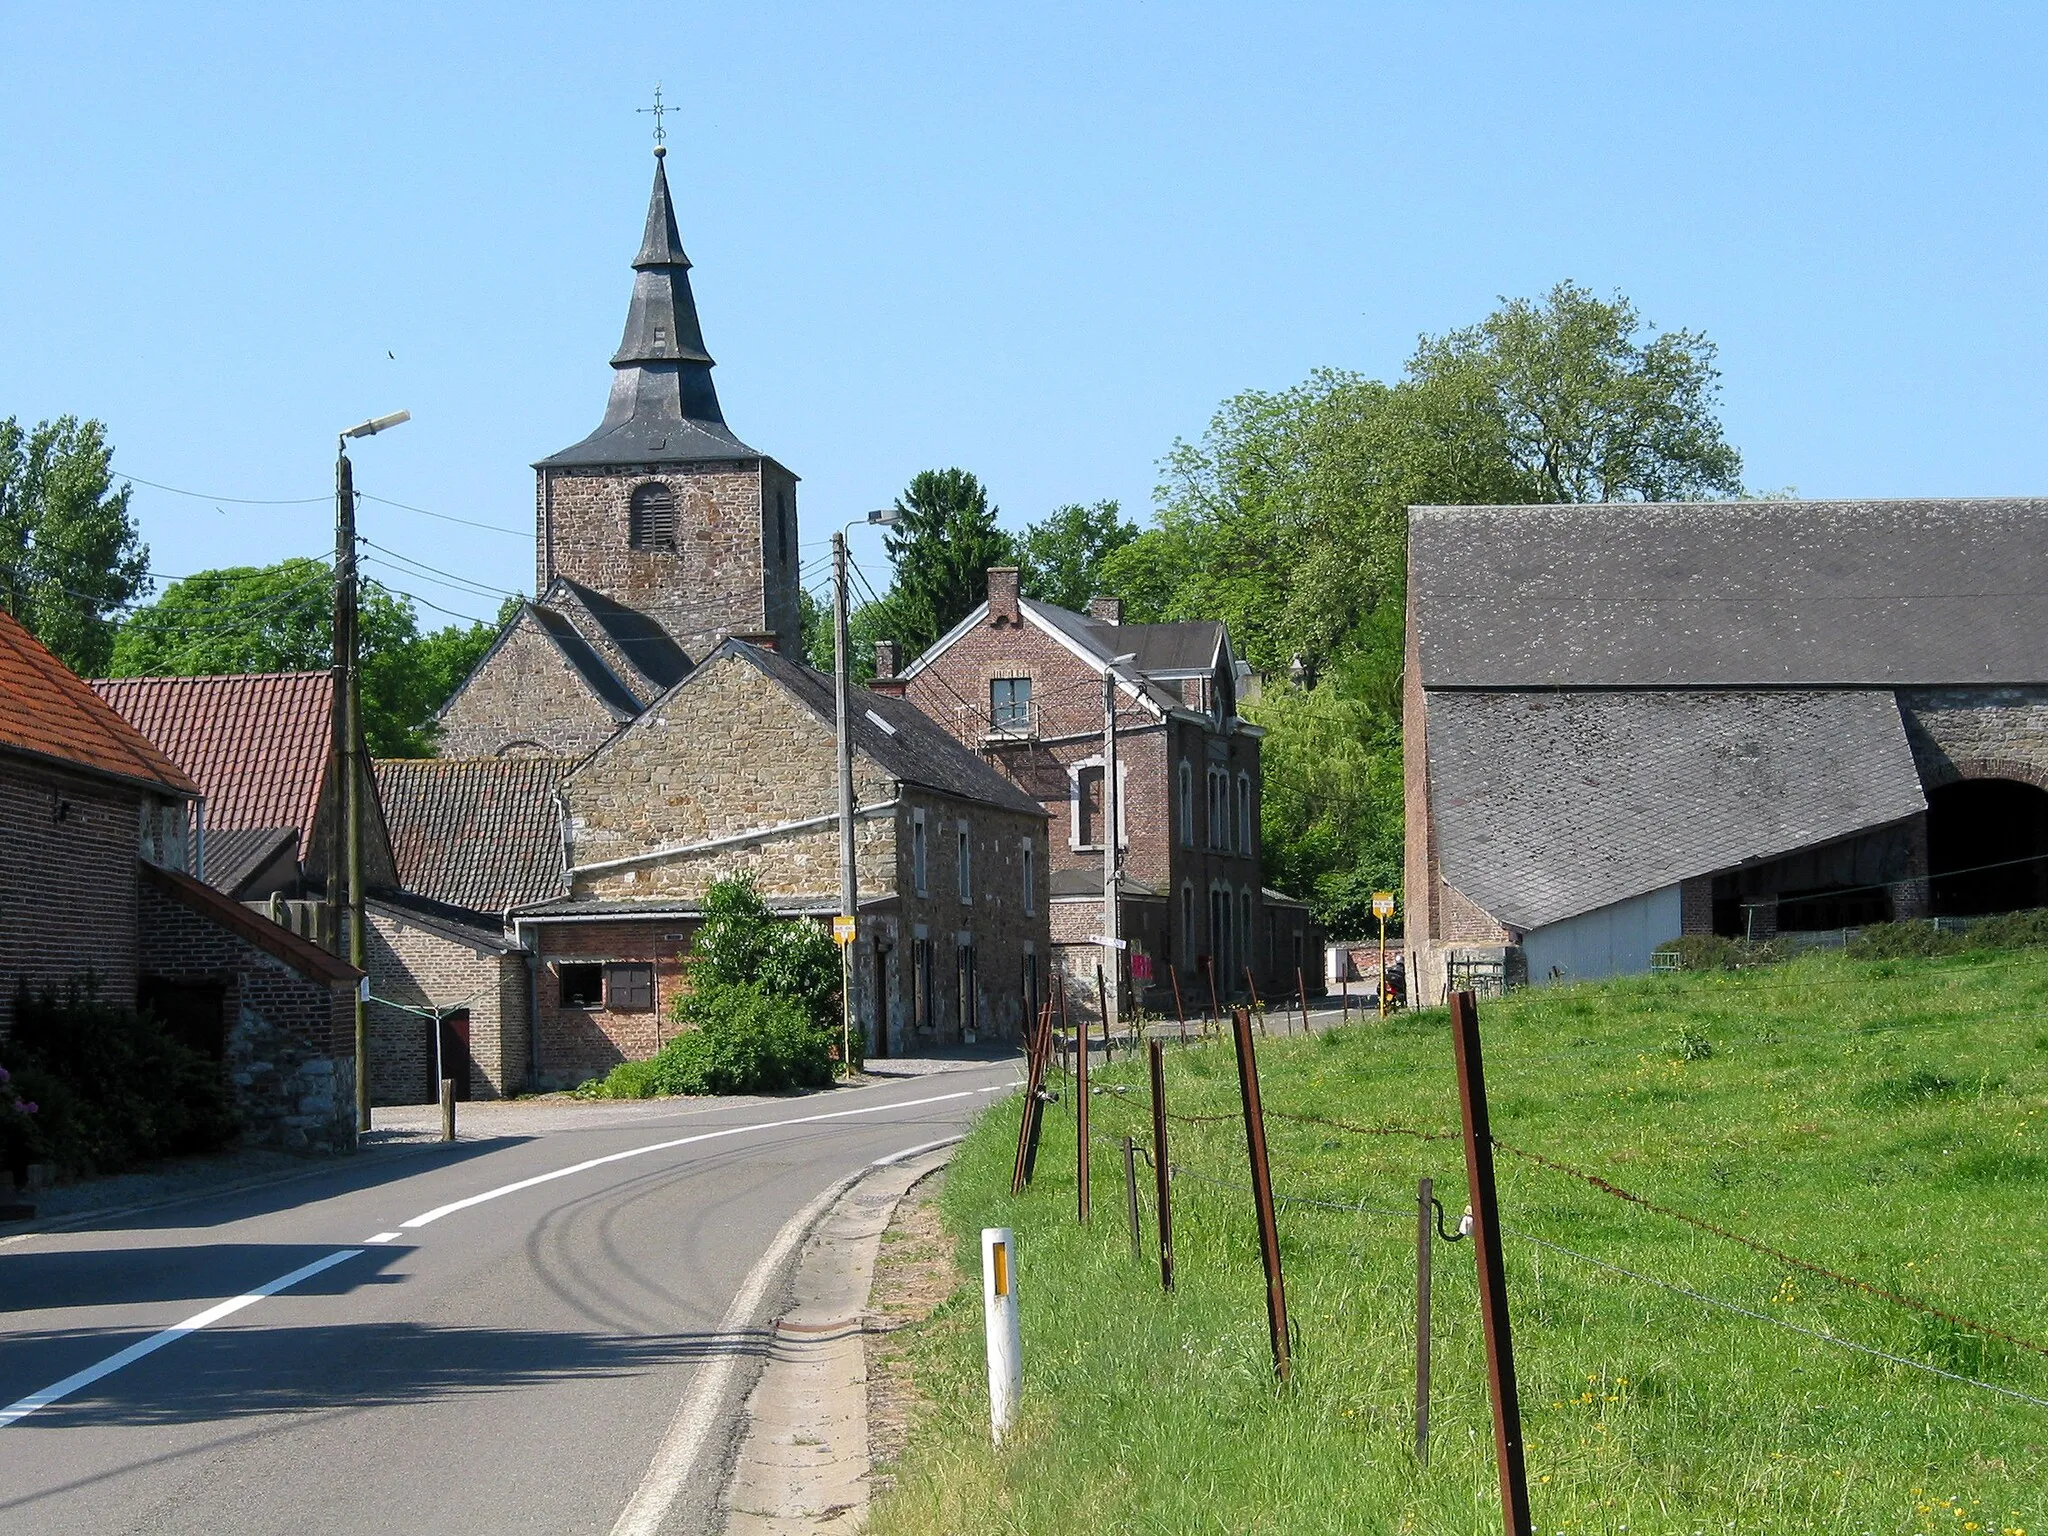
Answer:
1405;498;2048;1000
2;614;359;1152
886;567;1318;1020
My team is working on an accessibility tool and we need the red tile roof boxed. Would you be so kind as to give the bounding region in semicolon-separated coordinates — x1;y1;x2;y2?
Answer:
0;610;199;795
91;672;333;835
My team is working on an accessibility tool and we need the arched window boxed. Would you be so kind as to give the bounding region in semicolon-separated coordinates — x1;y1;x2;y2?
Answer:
629;482;677;551
1178;760;1194;847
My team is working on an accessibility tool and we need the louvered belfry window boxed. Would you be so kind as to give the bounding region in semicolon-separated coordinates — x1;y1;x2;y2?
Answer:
629;481;677;551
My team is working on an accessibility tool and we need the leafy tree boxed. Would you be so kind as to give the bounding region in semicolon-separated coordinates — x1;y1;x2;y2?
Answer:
0;416;150;675
109;561;515;756
801;582;920;684
685;872;841;1029
880;468;1014;656
1016;500;1139;612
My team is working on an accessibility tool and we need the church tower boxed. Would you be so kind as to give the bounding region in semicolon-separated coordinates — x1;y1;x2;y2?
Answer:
533;146;801;661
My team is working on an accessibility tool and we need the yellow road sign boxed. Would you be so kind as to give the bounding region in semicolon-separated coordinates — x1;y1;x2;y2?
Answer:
1372;891;1396;920
832;915;857;945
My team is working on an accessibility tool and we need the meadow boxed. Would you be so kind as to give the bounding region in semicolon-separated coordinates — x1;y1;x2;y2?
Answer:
868;948;2048;1535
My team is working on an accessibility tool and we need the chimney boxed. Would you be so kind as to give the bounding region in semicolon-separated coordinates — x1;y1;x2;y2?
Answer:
987;566;1021;627
869;638;907;696
732;631;779;653
1087;594;1124;625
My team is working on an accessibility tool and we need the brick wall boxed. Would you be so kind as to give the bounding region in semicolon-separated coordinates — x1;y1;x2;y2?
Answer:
538;459;801;662
526;917;697;1086
437;612;629;760
365;908;529;1104
0;760;142;1033
136;876;355;1152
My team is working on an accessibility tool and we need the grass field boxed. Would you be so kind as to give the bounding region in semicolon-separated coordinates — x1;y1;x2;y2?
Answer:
867;949;2048;1536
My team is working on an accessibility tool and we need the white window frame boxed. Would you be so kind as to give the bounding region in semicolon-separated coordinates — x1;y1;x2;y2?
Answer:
912;808;928;897
957;819;973;906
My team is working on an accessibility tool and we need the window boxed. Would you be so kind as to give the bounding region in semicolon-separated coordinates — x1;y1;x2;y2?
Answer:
990;676;1032;731
629;481;677;550
1179;760;1194;847
912;809;928;896
1022;839;1035;916
957;820;973;905
559;963;603;1008
913;938;934;1031
606;962;655;1012
1076;765;1105;847
1023;951;1040;1024
956;939;978;1036
1207;768;1230;851
1237;773;1253;856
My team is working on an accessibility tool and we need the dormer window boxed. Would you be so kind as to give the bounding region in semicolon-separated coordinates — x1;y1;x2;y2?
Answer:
629;482;677;551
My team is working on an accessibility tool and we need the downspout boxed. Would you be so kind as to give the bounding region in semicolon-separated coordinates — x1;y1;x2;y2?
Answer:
513;914;542;1091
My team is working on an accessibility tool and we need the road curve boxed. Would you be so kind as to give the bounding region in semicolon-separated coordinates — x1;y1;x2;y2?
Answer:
0;1063;1014;1535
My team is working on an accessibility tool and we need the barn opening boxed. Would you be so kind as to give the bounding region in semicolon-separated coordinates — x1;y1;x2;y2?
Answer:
1927;779;2048;916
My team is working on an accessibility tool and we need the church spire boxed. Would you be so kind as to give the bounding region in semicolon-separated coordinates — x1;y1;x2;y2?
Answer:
538;145;753;468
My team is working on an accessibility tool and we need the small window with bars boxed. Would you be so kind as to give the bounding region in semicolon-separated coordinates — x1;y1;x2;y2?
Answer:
629;482;677;551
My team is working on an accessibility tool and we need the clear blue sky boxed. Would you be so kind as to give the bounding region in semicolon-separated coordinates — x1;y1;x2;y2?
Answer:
3;3;2044;630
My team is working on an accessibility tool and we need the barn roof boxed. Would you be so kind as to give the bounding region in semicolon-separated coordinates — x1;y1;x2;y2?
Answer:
375;756;571;915
1425;689;1929;930
91;671;329;830
1410;498;2048;688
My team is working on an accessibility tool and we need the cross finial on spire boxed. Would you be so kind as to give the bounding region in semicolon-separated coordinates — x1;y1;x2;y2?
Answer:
638;84;669;153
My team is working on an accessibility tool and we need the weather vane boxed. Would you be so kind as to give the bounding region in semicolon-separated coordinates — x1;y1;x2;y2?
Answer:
638;84;669;149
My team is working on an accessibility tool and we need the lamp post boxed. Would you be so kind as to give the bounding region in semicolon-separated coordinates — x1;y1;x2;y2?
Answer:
335;409;408;1136
834;508;899;1067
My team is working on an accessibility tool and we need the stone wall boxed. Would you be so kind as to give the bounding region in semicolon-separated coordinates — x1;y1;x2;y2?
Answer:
0;760;142;1034
538;459;800;661
365;906;529;1105
436;610;629;760
1900;687;2048;791
136;871;356;1153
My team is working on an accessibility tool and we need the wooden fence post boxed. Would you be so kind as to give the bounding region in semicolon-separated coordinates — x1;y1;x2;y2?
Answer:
1076;979;1091;1224
1450;990;1532;1536
1416;1174;1434;1464
1149;1038;1174;1291
1232;1005;1290;1381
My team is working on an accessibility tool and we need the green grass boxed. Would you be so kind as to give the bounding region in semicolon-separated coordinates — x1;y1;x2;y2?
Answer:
868;949;2048;1536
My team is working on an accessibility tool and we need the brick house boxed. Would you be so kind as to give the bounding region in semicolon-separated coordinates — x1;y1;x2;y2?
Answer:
518;639;1050;1082
1405;498;2048;998
1;612;358;1151
367;757;570;1102
888;568;1317;1020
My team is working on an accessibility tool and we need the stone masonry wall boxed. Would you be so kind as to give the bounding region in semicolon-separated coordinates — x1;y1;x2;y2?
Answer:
365;910;528;1105
136;879;355;1152
0;760;142;1035
1899;687;2048;792
437;612;628;760
540;460;799;661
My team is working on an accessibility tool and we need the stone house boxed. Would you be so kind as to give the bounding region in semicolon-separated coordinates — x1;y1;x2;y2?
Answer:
0;611;358;1151
1405;498;2048;999
887;567;1318;1019
518;639;1051;1081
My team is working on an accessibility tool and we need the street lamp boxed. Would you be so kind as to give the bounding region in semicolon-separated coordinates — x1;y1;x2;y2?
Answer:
335;409;409;1136
833;507;899;1069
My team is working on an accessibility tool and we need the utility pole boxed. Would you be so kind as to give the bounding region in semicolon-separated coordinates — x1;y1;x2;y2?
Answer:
334;411;408;1138
833;528;857;1065
1101;662;1123;1041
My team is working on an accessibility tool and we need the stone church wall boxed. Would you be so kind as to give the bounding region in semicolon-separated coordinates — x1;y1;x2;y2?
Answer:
436;614;626;760
1899;687;2048;791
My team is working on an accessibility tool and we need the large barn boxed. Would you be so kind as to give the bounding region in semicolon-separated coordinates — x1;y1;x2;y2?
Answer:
1403;498;2048;1001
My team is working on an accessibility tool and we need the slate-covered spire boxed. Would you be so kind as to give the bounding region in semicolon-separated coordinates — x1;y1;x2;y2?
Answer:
537;145;753;467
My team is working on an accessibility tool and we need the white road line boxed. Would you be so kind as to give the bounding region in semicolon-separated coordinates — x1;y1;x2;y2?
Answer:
608;1168;864;1536
397;1087;981;1231
0;1248;363;1429
363;1232;401;1244
610;1132;968;1536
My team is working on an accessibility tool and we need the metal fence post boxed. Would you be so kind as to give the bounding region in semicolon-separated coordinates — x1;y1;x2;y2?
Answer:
1122;1135;1143;1261
982;1227;1022;1443
1169;964;1188;1043
1450;990;1532;1536
1149;1038;1174;1292
1416;1174;1434;1465
1076;982;1091;1224
1231;1005;1291;1381
1013;997;1053;1194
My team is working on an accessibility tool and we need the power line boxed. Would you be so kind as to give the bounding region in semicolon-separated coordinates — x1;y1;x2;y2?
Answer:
121;473;328;506
356;492;528;538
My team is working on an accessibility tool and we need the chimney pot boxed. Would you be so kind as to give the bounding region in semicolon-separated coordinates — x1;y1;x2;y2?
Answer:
987;567;1022;626
1087;595;1124;625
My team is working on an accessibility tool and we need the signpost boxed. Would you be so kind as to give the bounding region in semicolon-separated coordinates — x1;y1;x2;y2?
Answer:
1373;890;1396;1017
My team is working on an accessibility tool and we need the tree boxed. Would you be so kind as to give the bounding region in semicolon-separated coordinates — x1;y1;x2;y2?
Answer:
109;561;515;756
0;416;150;676
1016;500;1139;612
880;468;1014;656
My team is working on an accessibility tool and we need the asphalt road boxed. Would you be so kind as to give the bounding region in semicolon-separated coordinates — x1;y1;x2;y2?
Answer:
0;1062;1016;1535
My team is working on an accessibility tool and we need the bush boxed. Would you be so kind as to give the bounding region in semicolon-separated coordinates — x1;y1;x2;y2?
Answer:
1652;934;1789;971
1844;920;1970;960
579;981;836;1099
6;980;238;1176
1963;907;2048;950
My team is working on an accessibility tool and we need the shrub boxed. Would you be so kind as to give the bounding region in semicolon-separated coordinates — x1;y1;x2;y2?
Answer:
1652;935;1789;971
579;981;835;1098
1844;920;1969;961
1963;907;2048;950
6;980;238;1175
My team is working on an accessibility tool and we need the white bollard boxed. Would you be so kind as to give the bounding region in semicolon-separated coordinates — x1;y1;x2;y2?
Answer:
981;1226;1022;1443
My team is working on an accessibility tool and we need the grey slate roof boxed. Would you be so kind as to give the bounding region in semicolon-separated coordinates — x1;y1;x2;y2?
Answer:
527;606;642;717
375;757;571;915
537;149;759;469
713;640;1046;818
1411;499;2048;687
1425;689;1928;930
549;579;693;695
202;826;298;897
1017;599;1222;709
